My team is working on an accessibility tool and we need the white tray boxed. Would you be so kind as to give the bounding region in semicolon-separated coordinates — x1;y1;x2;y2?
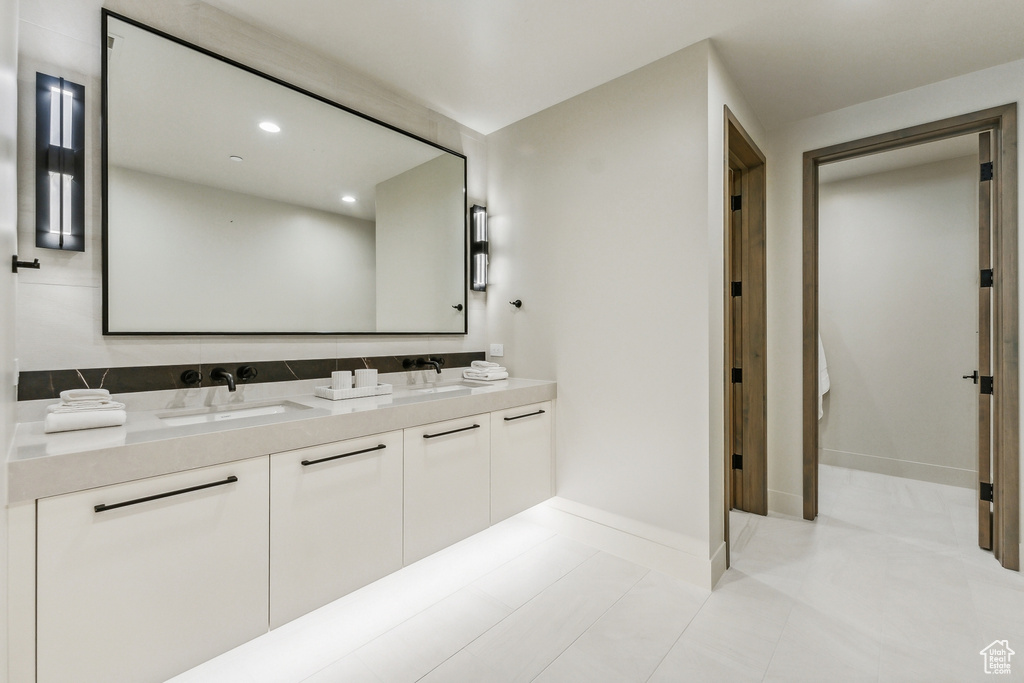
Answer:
314;383;393;401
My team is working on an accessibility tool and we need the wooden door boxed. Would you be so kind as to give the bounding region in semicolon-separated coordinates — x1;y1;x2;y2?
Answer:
978;131;994;550
727;145;768;516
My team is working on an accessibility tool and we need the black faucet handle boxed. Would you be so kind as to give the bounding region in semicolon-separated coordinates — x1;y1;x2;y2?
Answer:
237;365;258;382
180;369;202;386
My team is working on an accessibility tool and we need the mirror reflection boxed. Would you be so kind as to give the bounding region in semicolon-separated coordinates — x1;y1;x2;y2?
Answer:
103;13;467;334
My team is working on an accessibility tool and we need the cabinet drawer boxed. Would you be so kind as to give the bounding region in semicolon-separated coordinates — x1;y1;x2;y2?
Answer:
37;458;269;683
403;414;490;564
270;431;404;628
490;401;553;523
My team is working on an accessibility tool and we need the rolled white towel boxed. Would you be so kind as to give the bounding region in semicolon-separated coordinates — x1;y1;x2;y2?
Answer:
44;409;127;434
60;388;112;403
48;400;126;414
471;360;502;369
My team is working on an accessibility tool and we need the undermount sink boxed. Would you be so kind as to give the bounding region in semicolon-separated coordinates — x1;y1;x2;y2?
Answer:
157;401;312;427
412;384;470;394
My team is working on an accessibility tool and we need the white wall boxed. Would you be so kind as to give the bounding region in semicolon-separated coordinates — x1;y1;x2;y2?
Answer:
376;154;465;332
16;0;487;372
487;42;710;549
819;155;978;487
765;58;1024;530
707;45;767;546
486;41;765;576
107;167;377;333
0;0;15;677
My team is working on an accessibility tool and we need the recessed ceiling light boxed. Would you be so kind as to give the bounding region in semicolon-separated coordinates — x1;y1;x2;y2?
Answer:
341;195;356;203
259;121;280;133
229;155;243;162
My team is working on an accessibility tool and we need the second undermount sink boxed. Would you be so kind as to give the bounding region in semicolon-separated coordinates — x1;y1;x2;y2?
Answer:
412;384;471;394
157;401;312;427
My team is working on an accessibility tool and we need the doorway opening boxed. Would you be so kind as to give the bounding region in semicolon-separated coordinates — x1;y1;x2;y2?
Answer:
802;105;1019;570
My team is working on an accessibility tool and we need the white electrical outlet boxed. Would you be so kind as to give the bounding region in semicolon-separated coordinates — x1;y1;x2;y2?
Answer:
489;343;504;358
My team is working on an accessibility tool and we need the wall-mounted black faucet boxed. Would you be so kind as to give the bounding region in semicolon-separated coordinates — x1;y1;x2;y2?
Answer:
402;357;444;374
211;367;236;392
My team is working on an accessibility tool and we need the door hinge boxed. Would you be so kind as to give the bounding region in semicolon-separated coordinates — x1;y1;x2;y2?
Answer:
981;162;994;182
731;281;742;297
731;195;742;212
980;482;994;502
732;453;743;470
981;376;994;395
981;269;994;288
731;367;743;384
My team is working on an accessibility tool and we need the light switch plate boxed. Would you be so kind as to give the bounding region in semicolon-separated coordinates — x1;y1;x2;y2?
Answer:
489;343;504;358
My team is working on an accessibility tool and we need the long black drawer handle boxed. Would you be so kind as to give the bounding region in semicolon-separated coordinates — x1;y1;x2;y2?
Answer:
302;443;386;466
94;476;238;513
504;409;546;422
423;424;481;439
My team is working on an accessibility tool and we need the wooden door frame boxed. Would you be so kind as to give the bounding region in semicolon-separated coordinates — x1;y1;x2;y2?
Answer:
724;106;767;566
802;104;1019;571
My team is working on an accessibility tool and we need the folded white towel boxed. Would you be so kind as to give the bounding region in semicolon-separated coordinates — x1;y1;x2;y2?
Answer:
472;360;502;369
463;370;510;381
60;388;112;403
48;400;127;414
44;409;127;434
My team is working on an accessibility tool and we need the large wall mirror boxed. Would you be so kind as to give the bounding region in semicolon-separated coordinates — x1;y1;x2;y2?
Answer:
102;11;467;335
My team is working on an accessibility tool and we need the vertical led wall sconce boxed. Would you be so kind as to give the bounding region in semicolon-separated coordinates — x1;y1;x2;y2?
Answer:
470;204;488;292
36;73;85;251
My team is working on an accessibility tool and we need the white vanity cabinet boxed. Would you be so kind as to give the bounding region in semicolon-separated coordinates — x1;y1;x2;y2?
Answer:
490;401;553;523
403;414;491;563
35;457;270;683
270;431;404;628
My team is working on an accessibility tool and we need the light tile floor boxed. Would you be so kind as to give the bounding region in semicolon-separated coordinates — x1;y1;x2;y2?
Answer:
172;465;1024;682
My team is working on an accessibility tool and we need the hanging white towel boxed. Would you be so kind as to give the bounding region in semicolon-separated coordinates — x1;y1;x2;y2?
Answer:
818;334;831;420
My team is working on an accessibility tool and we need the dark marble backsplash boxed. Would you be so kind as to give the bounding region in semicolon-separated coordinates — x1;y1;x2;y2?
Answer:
18;351;486;401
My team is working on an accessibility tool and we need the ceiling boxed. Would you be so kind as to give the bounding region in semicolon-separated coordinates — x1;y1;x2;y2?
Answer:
200;0;1024;134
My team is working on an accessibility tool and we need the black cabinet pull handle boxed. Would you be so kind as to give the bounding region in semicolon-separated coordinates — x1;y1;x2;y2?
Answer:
94;476;238;513
423;424;481;439
504;409;546;422
301;444;386;466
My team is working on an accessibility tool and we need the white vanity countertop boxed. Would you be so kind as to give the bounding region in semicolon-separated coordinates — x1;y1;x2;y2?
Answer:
8;378;556;503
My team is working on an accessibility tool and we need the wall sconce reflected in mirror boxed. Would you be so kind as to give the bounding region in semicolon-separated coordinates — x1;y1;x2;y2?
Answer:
470;204;488;292
36;73;85;251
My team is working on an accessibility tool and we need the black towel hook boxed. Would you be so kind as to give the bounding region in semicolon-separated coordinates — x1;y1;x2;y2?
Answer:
509;299;522;308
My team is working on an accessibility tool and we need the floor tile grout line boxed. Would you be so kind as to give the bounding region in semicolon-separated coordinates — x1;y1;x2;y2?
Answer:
412;545;616;683
641;583;714;683
317;526;559;681
528;566;652;682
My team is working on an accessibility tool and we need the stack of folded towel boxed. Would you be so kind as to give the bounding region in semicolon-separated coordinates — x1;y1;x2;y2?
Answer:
463;360;509;381
45;389;127;434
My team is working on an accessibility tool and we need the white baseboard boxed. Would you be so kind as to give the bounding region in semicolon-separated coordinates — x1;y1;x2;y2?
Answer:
519;497;720;590
768;489;803;518
820;448;975;488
